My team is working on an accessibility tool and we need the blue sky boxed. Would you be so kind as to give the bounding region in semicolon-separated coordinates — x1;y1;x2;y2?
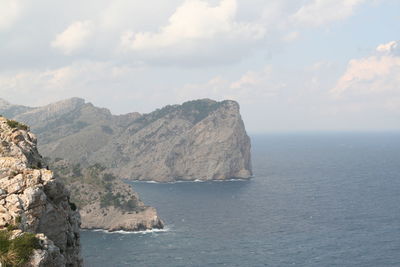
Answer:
0;0;399;133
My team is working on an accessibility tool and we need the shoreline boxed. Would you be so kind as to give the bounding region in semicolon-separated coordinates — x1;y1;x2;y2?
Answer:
80;227;169;235
124;177;254;184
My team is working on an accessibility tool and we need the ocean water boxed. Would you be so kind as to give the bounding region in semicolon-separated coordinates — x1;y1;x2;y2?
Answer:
81;133;400;266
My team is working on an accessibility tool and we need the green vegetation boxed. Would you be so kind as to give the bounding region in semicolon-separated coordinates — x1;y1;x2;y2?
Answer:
99;191;136;210
101;125;114;134
6;119;29;131
0;229;41;267
131;99;223;135
72;121;89;130
51;160;138;212
181;100;222;123
69;202;77;211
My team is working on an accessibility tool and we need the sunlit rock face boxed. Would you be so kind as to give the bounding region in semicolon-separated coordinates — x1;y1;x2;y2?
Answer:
0;117;82;267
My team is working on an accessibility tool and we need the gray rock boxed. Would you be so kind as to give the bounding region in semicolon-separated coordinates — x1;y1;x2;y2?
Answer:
0;117;82;267
51;159;164;232
1;98;252;182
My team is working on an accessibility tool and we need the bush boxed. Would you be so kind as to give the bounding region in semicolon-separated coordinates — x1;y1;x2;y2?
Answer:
102;173;116;182
69;202;77;211
0;231;11;254
6;120;29;131
100;192;115;208
11;233;41;264
0;229;40;267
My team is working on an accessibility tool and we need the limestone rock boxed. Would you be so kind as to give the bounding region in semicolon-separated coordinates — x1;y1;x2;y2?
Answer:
1;98;252;182
50;160;164;232
0;117;82;267
80;205;163;232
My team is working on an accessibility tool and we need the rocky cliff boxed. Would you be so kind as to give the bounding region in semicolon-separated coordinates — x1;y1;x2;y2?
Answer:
50;160;164;232
0;98;252;182
0;117;82;266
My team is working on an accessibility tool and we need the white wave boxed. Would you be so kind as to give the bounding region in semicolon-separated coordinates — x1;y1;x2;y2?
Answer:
129;178;251;184
83;227;169;235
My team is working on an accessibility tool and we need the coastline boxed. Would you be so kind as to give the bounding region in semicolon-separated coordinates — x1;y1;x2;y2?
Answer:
81;227;169;235
125;177;254;185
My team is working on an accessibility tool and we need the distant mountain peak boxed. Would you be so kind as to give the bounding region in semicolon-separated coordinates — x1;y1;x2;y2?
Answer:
45;97;86;107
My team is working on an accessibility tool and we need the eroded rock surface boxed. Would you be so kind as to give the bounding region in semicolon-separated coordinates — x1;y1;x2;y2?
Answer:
0;117;82;266
1;98;252;182
50;160;164;232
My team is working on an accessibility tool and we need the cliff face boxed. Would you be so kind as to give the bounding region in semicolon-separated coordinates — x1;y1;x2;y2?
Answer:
0;98;252;182
0;117;82;266
50;160;164;232
106;100;252;182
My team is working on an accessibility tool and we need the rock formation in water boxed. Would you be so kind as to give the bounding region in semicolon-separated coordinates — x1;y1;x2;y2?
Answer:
50;160;164;232
0;117;82;266
0;98;252;182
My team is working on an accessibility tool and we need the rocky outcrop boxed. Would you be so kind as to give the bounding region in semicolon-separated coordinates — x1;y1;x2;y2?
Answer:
50;160;164;232
0;98;252;182
80;205;163;232
0;117;82;266
111;99;252;182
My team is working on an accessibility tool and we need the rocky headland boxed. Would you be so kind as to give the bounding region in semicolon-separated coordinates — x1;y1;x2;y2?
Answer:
49;160;164;232
0;117;82;266
0;98;252;182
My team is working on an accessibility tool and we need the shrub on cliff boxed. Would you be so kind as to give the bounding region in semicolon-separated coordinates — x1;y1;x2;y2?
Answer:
0;229;40;266
6;119;29;131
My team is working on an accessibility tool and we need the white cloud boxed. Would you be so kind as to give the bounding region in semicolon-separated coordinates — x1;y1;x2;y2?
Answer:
0;0;24;31
331;41;400;112
332;55;400;97
376;40;399;54
0;61;163;112
51;20;94;55
119;0;265;64
0;0;375;68
0;61;127;105
175;66;288;104
291;0;365;26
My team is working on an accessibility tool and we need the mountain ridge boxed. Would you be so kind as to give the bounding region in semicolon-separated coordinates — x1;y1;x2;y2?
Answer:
1;97;252;182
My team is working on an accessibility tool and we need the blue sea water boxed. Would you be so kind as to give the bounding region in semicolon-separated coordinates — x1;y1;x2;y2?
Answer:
81;133;400;266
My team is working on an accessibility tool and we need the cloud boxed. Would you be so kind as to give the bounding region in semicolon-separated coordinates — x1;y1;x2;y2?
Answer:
0;61;167;112
291;0;366;26
331;41;400;113
0;61;127;105
332;42;400;97
0;0;24;31
174;66;296;106
0;0;374;68
376;40;399;54
119;0;265;65
51;20;94;55
332;40;400;97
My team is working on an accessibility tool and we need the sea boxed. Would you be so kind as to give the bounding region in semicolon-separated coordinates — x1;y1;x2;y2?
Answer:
81;133;400;266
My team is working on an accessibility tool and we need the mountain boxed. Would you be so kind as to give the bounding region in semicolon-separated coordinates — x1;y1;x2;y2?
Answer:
0;116;82;266
0;97;252;182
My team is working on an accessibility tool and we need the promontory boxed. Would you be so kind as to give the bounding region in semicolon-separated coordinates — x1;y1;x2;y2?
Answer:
0;98;252;182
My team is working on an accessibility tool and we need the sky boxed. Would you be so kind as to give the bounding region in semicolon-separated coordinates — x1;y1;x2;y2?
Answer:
0;0;399;133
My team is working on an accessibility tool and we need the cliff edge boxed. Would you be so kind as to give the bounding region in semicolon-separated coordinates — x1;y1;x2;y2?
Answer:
0;117;82;266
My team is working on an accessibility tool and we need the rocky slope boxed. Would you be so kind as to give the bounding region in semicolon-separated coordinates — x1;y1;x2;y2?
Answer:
0;117;82;266
0;98;252;182
50;160;164;232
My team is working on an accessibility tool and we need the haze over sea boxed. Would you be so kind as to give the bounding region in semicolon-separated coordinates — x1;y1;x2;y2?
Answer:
81;133;400;266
